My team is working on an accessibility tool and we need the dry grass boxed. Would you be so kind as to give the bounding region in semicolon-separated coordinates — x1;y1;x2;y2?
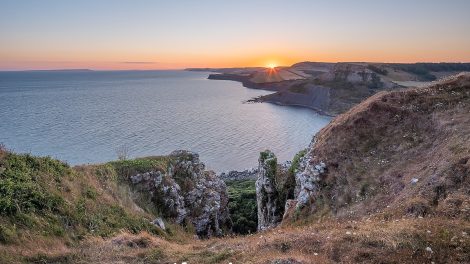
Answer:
19;215;462;264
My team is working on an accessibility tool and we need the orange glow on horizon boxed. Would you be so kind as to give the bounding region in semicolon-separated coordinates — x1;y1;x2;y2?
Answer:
2;50;470;71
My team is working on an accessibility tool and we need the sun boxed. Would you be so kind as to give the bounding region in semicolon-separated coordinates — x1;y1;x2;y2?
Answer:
266;63;277;69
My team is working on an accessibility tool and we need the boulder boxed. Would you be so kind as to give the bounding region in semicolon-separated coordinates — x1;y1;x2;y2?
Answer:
151;217;166;230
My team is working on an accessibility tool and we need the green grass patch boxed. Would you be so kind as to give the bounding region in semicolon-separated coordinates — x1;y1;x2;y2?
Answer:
288;149;306;176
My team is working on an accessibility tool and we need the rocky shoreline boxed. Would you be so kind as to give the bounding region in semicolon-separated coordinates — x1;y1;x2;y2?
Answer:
219;160;292;182
219;168;258;181
208;73;331;114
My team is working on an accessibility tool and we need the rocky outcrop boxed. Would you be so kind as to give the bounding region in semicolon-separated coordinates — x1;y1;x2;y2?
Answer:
281;139;327;220
129;150;231;238
256;150;283;231
291;138;327;210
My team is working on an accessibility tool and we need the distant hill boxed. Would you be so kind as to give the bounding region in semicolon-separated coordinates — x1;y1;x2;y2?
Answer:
23;69;94;72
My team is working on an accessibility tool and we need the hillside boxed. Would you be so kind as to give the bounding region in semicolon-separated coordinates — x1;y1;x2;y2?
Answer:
1;74;469;263
285;72;470;219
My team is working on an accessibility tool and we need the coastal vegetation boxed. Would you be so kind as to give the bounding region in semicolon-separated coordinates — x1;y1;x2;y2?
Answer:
226;179;257;234
0;146;164;244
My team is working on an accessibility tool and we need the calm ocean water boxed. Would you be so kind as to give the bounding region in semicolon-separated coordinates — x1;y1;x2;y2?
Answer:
0;70;330;172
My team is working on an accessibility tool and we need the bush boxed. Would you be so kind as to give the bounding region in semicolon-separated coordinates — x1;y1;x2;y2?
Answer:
0;152;69;215
0;224;17;244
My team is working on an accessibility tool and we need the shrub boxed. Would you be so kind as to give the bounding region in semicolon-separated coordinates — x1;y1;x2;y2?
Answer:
0;224;17;244
288;149;306;176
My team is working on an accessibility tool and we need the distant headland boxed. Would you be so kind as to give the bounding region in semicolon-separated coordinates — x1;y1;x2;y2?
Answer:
21;69;94;72
188;62;470;116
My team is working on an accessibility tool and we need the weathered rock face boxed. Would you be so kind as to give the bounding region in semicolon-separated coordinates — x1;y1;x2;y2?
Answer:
291;138;327;210
256;150;283;231
129;150;231;238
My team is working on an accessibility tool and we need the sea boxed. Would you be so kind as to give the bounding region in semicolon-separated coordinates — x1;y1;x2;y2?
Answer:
0;70;331;172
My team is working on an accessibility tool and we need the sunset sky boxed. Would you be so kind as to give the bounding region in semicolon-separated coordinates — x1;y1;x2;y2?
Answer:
1;0;470;70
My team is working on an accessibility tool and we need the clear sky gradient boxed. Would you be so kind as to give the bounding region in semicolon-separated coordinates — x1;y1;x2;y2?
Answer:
1;0;470;70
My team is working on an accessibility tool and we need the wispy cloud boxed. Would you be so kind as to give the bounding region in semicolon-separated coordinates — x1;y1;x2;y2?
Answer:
121;61;158;64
